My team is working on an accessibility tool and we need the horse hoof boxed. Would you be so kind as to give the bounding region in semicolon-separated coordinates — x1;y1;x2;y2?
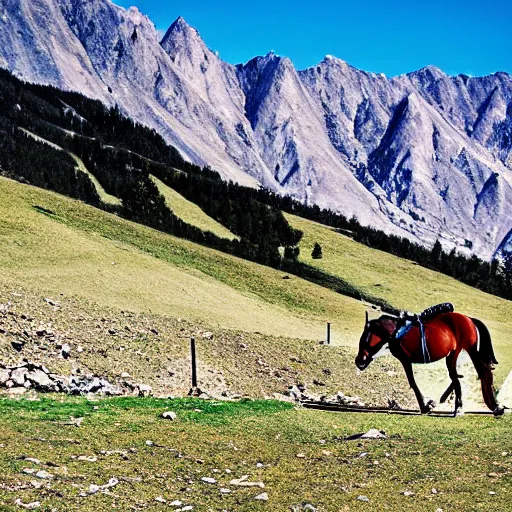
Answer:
493;406;505;417
421;399;436;414
454;409;464;417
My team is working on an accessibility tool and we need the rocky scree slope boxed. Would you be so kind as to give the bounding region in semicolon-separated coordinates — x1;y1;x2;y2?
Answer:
1;0;512;259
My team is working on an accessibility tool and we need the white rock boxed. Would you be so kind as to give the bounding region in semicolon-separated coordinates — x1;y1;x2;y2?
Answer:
201;477;217;484
11;368;28;386
254;492;268;501
14;499;40;509
161;411;177;421
77;456;97;462
23;458;40;465
35;470;53;480
138;384;153;397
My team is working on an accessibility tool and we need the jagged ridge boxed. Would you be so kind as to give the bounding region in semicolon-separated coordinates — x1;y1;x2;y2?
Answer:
1;0;512;259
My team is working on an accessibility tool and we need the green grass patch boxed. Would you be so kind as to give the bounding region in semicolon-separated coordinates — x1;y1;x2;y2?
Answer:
0;396;510;511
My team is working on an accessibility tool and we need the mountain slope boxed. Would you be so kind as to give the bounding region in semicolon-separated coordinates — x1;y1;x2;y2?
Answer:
1;0;512;258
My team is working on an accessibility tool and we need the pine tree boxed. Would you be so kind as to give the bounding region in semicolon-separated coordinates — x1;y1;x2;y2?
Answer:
312;242;323;259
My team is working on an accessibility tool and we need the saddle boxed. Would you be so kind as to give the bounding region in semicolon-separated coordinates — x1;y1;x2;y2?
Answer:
394;303;454;363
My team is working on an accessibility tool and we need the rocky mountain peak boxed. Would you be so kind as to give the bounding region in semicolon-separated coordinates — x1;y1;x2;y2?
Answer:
1;0;512;259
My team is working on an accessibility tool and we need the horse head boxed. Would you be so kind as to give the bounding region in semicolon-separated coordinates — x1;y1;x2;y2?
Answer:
355;312;396;370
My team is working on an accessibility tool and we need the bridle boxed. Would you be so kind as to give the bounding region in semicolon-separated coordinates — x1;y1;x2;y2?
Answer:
356;312;398;369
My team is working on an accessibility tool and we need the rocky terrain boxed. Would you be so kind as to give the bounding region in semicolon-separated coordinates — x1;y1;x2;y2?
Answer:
1;0;512;259
0;283;414;407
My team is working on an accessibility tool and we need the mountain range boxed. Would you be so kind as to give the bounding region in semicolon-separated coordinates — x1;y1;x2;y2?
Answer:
1;0;512;260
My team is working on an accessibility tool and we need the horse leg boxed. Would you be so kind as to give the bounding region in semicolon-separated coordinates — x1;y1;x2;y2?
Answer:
446;352;463;416
440;382;454;404
400;360;435;414
468;347;504;416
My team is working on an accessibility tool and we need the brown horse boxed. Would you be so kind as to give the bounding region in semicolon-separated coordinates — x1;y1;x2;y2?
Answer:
355;311;505;416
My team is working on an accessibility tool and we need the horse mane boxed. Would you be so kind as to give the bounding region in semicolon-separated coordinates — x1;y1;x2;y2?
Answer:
377;315;398;335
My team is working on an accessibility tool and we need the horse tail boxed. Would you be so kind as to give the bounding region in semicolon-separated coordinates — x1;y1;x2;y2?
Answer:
471;317;498;366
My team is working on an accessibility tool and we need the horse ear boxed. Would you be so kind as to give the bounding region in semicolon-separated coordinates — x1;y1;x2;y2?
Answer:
365;311;369;326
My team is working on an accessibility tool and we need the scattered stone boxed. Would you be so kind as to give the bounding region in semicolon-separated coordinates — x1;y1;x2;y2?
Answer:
146;440;154;446
86;477;119;495
303;505;317;512
27;370;52;390
201;477;217;484
14;499;40;509
11;368;28;386
357;495;370;502
181;507;194;511
77;456;97;462
22;458;40;465
8;387;27;395
202;331;213;339
44;298;60;308
220;488;231;494
161;411;177;421
154;496;166;503
35;470;52;480
402;490;414;496
22;469;37;475
169;500;183;507
229;475;265;488
138;384;153;397
489;491;496;495
121;372;131;379
254;492;268;501
296;453;306;458
488;472;499;478
0;368;10;384
345;429;387;441
60;344;71;359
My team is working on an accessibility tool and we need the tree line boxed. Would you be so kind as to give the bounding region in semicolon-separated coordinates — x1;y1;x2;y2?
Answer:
1;67;510;303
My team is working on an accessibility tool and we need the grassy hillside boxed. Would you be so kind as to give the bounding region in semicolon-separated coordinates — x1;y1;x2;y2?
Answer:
1;177;510;400
287;214;512;383
0;177;366;340
150;175;237;241
2;176;415;403
0;397;510;512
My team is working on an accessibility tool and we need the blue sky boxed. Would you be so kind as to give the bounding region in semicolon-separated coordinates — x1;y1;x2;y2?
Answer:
117;0;511;77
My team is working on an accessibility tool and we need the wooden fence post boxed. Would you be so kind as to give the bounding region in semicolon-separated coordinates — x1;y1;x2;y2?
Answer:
190;338;198;388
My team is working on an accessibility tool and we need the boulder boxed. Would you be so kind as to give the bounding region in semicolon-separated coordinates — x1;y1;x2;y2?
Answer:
27;370;52;390
138;384;153;397
0;368;10;385
11;367;28;386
